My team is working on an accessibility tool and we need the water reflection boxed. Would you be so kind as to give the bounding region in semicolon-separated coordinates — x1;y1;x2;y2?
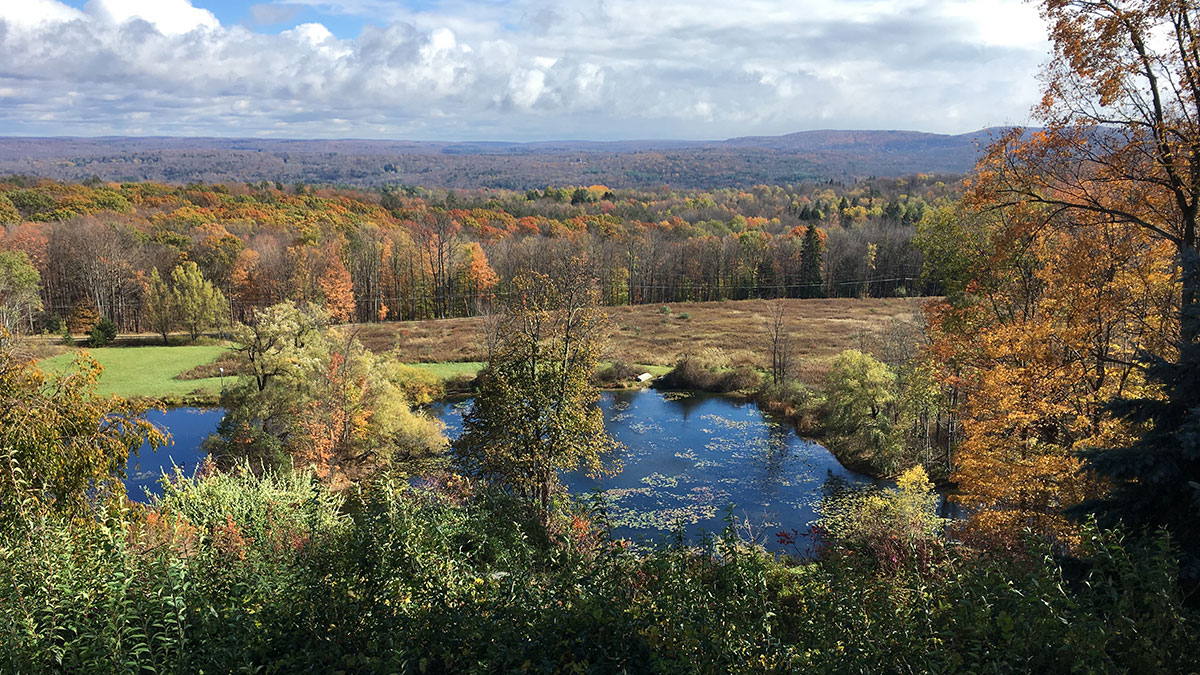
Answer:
126;407;224;500
430;389;875;552
130;392;901;554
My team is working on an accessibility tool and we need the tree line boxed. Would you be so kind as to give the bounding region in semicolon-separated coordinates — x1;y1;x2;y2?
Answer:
0;176;949;336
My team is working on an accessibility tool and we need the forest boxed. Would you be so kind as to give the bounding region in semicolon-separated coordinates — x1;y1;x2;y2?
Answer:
2;0;1200;672
0;172;945;333
0;130;985;189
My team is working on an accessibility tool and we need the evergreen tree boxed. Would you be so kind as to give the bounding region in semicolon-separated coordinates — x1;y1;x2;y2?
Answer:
1079;300;1200;591
799;224;824;298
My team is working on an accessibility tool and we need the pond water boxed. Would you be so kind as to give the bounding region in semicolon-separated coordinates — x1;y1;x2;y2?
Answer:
126;407;225;500
428;390;875;552
128;391;877;552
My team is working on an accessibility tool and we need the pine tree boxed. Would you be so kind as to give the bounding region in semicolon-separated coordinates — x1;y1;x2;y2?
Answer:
1079;303;1200;590
799;224;824;298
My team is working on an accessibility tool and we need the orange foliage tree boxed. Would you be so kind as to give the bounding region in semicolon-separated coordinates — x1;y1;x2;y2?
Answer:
926;200;1176;544
927;0;1200;548
320;253;356;323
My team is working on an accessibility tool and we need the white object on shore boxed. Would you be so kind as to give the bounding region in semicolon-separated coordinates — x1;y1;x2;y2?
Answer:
637;373;654;383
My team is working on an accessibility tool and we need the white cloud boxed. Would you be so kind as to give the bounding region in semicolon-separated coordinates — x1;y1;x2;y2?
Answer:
0;0;85;29
0;0;1051;140
84;0;220;35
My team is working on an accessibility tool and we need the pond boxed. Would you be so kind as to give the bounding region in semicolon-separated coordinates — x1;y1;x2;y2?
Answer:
428;389;874;552
126;407;225;500
128;391;877;552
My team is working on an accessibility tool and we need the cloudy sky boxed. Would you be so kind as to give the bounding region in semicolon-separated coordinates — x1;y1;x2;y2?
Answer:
0;0;1050;141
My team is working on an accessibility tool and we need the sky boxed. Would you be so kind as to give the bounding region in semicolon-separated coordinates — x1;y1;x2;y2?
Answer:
0;0;1051;141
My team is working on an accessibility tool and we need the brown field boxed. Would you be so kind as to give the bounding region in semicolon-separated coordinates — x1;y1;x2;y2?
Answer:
354;297;929;386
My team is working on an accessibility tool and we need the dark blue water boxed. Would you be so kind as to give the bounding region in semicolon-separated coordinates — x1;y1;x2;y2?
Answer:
126;407;225;500
131;392;877;551
428;390;874;551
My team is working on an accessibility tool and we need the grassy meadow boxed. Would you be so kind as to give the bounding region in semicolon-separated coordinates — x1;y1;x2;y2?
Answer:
32;297;918;399
37;345;230;400
356;296;925;386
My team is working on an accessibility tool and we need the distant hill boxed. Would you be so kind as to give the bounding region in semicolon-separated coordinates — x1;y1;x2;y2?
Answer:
0;128;1009;189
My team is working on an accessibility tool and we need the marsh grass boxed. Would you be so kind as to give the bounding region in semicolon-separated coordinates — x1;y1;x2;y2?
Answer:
356;297;925;387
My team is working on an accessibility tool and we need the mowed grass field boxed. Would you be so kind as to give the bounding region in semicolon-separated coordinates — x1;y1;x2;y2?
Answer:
37;345;230;399
355;297;927;386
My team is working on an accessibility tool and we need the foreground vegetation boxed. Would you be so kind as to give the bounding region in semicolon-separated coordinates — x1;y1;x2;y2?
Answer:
3;466;1195;674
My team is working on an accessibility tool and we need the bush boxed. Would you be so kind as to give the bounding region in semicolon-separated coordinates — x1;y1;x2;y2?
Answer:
657;356;761;393
820;466;945;573
88;325;108;347
758;381;826;434
592;360;640;387
656;355;716;390
2;469;1196;673
96;316;117;343
659;305;671;314
713;366;761;393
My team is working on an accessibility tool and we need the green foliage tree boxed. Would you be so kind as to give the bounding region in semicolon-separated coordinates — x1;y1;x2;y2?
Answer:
144;266;175;345
0;250;42;341
914;201;992;300
453;269;621;521
824;349;901;472
0;193;19;224
0;335;165;522
211;301;445;479
171;260;227;342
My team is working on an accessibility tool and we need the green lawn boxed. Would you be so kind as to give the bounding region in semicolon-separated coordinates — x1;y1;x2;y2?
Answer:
38;345;230;399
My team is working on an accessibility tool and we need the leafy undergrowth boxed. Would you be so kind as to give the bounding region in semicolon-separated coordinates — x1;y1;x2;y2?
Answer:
1;467;1195;674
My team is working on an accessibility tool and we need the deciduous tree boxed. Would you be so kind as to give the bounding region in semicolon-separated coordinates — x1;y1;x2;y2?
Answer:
171;261;227;342
453;267;621;521
0;250;41;341
143;267;174;345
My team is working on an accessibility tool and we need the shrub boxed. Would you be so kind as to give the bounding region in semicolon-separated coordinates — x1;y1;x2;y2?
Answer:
657;356;761;393
96;316;117;343
820;465;945;573
713;366;761;393
88;325;108;347
659;305;671;314
2;472;1196;673
758;381;826;434
593;360;640;387
656;355;716;390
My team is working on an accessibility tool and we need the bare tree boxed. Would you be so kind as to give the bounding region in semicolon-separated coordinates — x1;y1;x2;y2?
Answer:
765;299;794;385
